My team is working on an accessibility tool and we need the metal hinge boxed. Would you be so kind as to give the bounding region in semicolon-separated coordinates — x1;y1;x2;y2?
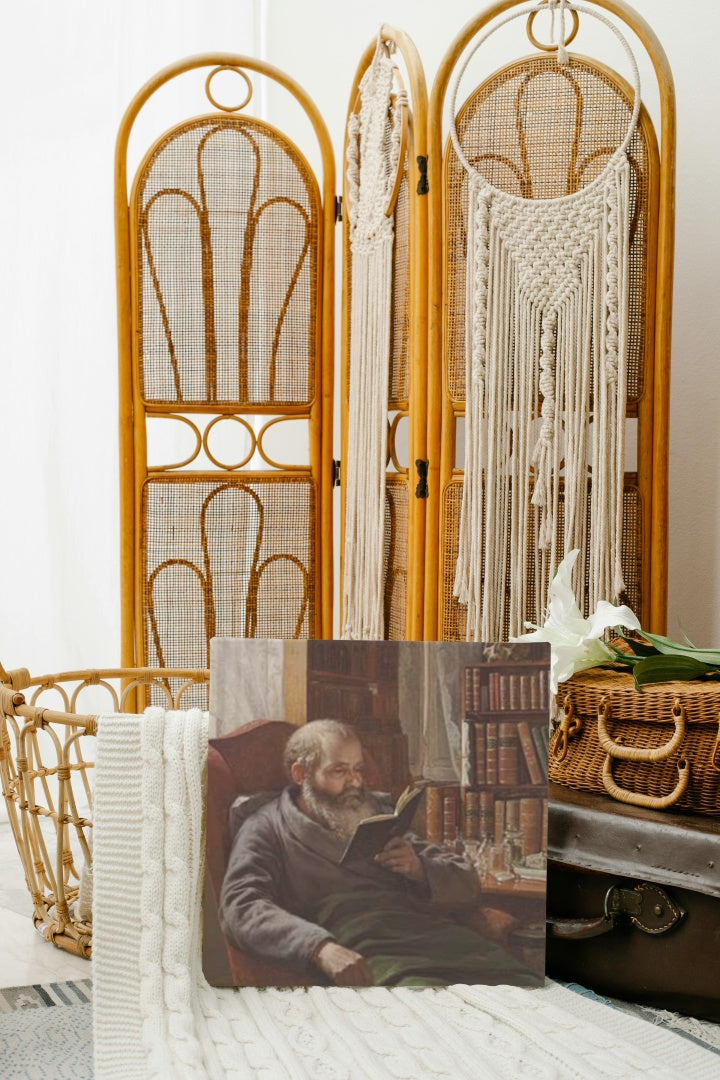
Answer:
416;156;429;195
332;459;341;487
415;459;429;498
335;195;343;222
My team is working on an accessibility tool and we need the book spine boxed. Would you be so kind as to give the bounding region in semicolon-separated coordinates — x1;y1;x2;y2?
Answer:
508;674;520;711
442;791;458;845
464;668;474;716
473;722;486;786
497;722;519;786
489;672;500;711
461;720;475;787
463;790;480;840
485;722;498;785
519;796;543;858
479;791;494;841
494;797;505;845
531;723;549;780
520;674;532;711
517;720;544;785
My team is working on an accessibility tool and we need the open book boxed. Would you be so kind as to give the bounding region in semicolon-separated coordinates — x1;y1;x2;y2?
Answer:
339;784;425;865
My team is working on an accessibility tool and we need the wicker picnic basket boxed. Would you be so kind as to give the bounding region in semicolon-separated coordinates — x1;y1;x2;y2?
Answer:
550;667;720;814
0;661;208;958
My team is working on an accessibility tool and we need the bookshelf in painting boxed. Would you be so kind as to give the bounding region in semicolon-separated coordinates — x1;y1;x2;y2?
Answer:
427;658;550;861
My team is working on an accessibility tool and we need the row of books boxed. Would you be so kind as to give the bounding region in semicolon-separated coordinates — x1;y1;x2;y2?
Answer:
307;684;398;724
463;668;549;714
308;642;397;681
425;784;547;857
461;719;550;787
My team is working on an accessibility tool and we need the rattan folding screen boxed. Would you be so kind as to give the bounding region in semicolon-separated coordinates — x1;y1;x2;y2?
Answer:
116;56;335;690
116;2;674;668
424;0;674;641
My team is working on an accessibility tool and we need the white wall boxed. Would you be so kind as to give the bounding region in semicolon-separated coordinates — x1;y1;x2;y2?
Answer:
0;0;718;679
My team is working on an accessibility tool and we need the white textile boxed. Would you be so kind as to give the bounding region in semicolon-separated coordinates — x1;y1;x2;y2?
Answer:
93;709;717;1079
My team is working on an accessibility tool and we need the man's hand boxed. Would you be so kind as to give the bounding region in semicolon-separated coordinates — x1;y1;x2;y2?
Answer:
374;836;427;883
314;941;373;986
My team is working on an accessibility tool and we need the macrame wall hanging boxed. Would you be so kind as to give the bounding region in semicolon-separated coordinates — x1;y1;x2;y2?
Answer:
342;37;407;639
450;1;641;641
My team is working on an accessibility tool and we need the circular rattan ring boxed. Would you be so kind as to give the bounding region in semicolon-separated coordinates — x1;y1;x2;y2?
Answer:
205;66;253;113
203;415;256;470
527;4;580;53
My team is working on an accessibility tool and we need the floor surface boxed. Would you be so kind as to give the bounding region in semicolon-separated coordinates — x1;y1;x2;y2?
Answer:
0;819;91;989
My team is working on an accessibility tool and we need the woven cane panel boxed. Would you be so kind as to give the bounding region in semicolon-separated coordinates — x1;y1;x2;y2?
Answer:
440;477;642;642
383;476;409;640
135;117;319;407
445;56;650;406
142;475;316;679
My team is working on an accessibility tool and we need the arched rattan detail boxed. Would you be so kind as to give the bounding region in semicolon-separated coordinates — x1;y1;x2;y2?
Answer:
425;0;675;640
116;54;335;673
341;25;428;641
256;416;308;472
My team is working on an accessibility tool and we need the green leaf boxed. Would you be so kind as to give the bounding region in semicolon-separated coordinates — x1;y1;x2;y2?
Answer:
632;654;719;690
637;631;720;666
676;620;696;649
616;634;658;658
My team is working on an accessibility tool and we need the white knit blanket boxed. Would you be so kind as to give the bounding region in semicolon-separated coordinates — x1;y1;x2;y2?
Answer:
93;710;717;1079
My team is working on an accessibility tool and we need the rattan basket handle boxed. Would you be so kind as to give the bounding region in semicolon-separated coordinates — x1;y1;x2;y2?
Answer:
597;698;686;762
602;755;690;809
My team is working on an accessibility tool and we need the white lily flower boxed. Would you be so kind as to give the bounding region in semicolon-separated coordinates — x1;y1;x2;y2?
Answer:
512;549;641;696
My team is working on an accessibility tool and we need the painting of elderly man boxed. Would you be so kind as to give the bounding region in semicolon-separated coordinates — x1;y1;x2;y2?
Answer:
205;639;548;988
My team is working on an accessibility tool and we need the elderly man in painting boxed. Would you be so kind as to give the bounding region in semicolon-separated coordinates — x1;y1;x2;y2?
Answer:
219;719;537;987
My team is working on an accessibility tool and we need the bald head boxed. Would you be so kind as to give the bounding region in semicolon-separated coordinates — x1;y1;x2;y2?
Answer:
283;719;360;780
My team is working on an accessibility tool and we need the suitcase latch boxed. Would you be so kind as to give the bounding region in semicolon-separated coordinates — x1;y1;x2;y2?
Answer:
604;882;685;935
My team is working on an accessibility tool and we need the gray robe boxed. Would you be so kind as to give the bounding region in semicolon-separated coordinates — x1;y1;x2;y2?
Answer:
218;788;479;973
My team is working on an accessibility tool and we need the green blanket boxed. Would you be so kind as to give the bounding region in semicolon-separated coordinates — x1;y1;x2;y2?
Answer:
313;889;540;988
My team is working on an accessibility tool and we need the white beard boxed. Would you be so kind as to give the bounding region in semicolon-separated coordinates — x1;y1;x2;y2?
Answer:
301;781;377;839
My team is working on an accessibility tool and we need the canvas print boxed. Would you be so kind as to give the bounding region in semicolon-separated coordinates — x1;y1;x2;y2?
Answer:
203;639;550;988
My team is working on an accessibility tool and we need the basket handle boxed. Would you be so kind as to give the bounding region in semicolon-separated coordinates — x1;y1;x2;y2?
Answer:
597;698;686;762
602;755;690;809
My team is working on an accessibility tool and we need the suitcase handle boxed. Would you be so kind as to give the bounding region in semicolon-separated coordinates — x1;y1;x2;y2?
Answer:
547;883;685;939
597;698;686;762
602;755;690;809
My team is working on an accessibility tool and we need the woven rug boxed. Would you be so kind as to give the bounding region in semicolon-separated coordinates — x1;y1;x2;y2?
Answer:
0;979;93;1080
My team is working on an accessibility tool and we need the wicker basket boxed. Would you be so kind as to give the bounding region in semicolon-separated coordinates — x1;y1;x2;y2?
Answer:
0;662;209;958
551;667;720;814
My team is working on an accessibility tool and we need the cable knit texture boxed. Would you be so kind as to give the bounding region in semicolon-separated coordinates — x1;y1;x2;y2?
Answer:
93;710;717;1079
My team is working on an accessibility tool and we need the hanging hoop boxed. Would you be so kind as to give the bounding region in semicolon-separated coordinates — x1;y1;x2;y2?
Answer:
527;4;579;51
205;66;253;113
448;2;642;204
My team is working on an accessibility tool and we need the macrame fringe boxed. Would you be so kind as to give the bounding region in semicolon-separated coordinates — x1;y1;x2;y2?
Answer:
449;1;641;642
453;158;633;641
342;40;402;640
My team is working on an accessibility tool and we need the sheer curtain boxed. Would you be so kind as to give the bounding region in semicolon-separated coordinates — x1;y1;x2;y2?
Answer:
0;0;263;677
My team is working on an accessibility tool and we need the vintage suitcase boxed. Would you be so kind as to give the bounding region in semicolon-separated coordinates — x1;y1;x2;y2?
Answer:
546;782;720;1021
550;668;720;813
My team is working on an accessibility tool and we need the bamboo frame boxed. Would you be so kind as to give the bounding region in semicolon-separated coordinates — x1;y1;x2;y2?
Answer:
340;26;428;640
0;664;209;958
115;54;336;675
425;0;675;639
